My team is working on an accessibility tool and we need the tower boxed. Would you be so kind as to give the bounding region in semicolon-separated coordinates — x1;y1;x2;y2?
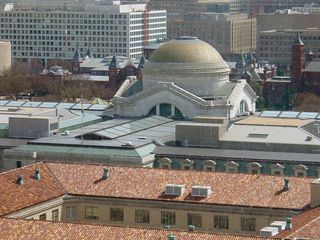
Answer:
290;32;304;90
71;48;82;73
108;54;121;87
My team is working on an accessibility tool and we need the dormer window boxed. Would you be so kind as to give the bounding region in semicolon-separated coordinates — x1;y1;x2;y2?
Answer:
203;160;216;172
270;163;285;176
158;157;172;169
248;162;262;174
225;161;239;173
294;164;308;177
181;158;194;170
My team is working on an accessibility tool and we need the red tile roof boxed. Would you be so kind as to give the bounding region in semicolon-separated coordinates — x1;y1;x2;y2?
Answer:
0;218;277;240
276;207;320;239
47;163;314;209
0;164;65;216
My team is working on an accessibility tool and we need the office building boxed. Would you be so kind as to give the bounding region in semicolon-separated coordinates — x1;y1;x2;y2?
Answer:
168;13;256;57
0;0;166;62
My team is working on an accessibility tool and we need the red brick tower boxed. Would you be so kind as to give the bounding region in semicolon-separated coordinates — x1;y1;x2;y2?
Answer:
290;32;304;90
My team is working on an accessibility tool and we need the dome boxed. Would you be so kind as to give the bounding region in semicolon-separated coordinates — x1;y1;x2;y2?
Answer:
143;36;230;97
150;36;226;66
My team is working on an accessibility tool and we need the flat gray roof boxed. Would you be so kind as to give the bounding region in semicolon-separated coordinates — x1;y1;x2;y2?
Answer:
155;146;320;163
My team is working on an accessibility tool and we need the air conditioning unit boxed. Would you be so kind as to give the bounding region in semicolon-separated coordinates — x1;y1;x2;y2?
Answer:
191;186;212;197
165;184;185;196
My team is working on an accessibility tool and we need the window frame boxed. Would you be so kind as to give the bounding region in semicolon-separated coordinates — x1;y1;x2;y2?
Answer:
161;211;176;226
241;217;256;232
110;208;124;222
65;206;76;220
135;209;150;224
52;209;59;221
214;215;229;230
187;213;202;228
85;206;99;220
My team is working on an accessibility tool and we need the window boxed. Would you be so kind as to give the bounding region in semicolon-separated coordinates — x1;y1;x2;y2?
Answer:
16;161;22;168
187;213;202;228
241;217;256;231
52;209;59;221
65;207;76;220
110;208;124;222
214;215;229;229
203;160;216;172
135;210;149;223
161;211;176;226
85;206;99;220
181;159;194;170
39;213;46;220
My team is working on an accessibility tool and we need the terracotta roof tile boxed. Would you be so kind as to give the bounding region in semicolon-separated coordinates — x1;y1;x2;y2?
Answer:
47;163;314;209
276;207;320;239
0;163;65;216
0;218;277;240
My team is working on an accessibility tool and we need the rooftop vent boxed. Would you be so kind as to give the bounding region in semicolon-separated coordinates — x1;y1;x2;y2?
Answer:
167;234;175;240
102;167;109;180
165;184;185;196
270;221;286;232
191;186;212;197
188;225;195;232
285;217;292;230
305;136;313;141
284;179;290;191
260;227;279;237
34;169;41;180
16;175;24;186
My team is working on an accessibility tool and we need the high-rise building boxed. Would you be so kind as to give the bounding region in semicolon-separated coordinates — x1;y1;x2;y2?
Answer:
0;0;167;62
168;13;256;57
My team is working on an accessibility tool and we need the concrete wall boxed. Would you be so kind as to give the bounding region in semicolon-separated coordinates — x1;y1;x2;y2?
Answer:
9;117;50;139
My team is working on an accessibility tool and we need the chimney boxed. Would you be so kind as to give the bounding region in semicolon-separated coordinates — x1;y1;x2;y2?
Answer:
34;169;41;180
310;178;320;207
16;175;24;185
188;225;195;232
283;179;290;191
285;217;292;230
167;234;175;240
102;167;109;180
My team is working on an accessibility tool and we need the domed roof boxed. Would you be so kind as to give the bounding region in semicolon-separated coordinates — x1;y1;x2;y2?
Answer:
150;36;225;64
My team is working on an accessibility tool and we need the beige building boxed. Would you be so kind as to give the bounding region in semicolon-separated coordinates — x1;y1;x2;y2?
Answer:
257;29;320;68
1;162;319;237
168;13;256;57
0;40;11;75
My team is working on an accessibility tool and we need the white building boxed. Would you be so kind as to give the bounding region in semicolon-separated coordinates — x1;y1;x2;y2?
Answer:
110;36;257;119
0;0;166;61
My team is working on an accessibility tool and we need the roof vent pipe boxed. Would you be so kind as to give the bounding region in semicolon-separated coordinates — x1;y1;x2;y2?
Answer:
34;169;41;180
285;217;292;230
284;179;290;191
102;167;109;180
167;234;175;240
16;175;24;185
188;225;195;232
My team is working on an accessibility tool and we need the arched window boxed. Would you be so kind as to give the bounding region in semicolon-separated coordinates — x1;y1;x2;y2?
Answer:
148;104;184;119
239;100;249;114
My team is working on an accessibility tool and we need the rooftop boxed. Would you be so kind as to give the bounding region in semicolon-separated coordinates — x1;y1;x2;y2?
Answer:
235;116;312;127
47;163;313;209
0;162;316;217
0;164;64;216
0;218;276;240
276;207;320;239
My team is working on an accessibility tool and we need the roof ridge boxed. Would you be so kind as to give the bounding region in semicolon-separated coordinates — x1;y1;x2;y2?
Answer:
44;163;68;194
